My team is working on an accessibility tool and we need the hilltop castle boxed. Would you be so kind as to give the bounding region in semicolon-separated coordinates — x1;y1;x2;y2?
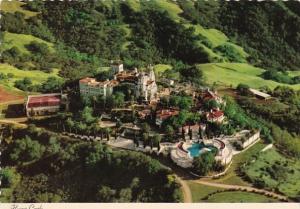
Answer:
79;61;157;101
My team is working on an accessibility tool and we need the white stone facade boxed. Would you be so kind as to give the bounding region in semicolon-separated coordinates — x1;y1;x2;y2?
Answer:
79;62;157;101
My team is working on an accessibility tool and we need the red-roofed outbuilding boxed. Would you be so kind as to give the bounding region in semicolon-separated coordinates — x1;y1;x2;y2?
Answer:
25;93;67;117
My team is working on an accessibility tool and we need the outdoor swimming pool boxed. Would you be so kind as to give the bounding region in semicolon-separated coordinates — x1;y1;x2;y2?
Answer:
187;142;216;157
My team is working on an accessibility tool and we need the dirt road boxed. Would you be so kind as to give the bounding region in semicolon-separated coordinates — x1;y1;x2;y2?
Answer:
175;175;192;203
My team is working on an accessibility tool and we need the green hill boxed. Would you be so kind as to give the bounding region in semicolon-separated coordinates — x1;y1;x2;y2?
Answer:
0;63;60;90
0;0;38;18
1;0;300;90
1;31;55;54
199;63;300;90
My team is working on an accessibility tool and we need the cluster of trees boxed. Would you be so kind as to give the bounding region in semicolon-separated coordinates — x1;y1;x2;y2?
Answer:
1;11;54;42
81;91;125;110
162;110;201;130
1;8;101;81
125;8;210;65
236;88;300;158
1;39;58;73
2;126;181;202
140;123;162;148
0;72;14;81
14;76;63;93
236;83;250;96
160;94;193;110
223;96;272;142
262;70;300;85
192;151;224;176
214;44;245;63
179;65;205;86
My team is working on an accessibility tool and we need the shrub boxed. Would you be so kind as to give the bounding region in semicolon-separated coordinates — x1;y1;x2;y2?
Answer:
214;44;245;62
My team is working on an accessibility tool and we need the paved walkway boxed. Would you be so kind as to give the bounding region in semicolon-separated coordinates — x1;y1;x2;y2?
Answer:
193;180;289;201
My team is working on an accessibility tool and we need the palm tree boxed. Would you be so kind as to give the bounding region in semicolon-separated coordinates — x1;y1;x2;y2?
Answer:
142;133;149;148
189;126;193;140
66;117;74;133
57;112;66;132
100;127;104;140
78;122;87;135
91;122;100;137
73;122;79;134
116;120;123;138
103;128;111;141
153;134;162;149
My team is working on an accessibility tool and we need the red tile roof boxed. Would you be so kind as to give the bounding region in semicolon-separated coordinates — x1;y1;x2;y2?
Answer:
156;109;179;120
27;95;61;108
207;109;224;120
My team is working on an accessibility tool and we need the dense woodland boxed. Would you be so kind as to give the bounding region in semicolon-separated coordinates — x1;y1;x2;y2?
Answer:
178;0;300;71
0;125;181;202
2;0;300;80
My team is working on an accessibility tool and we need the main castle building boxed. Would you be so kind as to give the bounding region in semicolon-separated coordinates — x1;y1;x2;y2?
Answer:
79;61;157;101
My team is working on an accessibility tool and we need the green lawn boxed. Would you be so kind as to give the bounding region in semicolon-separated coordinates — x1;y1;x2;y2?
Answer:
0;0;38;18
1;31;55;54
199;63;300;90
206;191;279;203
211;141;266;186
187;181;222;202
0;63;60;89
243;148;300;198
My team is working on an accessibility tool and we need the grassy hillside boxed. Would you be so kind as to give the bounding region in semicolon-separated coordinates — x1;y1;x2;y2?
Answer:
0;64;60;90
243;148;300;198
185;24;248;62
1;31;55;54
0;0;38;18
126;0;142;12
199;63;300;90
151;0;183;22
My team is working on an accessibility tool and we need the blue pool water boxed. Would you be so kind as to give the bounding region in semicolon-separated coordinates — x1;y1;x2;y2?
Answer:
187;142;216;157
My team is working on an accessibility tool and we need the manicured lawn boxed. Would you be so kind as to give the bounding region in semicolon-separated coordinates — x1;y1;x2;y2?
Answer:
187;181;222;202
199;63;300;90
206;191;279;203
0;0;38;18
243;148;300;198
0;64;60;88
2;32;55;54
210;140;266;186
